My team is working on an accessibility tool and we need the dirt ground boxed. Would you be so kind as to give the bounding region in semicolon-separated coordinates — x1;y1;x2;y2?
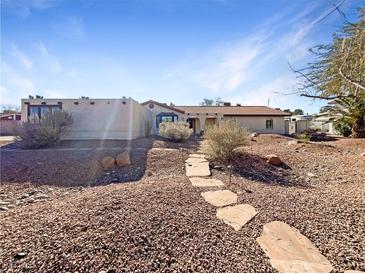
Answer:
0;135;364;272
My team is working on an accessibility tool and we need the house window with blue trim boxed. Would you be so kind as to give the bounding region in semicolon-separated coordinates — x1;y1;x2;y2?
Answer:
28;105;61;119
156;112;178;128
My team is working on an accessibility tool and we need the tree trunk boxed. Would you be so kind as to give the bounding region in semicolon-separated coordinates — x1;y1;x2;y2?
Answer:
352;117;365;138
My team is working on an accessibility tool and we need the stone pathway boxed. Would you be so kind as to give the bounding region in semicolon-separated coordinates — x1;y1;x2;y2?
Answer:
185;154;211;177
189;177;224;187
185;152;257;231
216;204;258;231
257;221;333;273
201;190;238;207
185;151;334;272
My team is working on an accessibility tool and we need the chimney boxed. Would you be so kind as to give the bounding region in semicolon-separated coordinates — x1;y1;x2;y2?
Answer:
223;102;231;106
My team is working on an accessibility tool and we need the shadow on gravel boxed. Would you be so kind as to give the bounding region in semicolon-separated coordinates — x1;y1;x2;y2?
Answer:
152;136;200;150
0;137;157;187
215;153;309;188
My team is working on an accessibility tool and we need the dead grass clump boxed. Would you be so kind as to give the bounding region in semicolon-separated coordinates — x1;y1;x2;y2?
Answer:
202;120;251;161
159;121;193;142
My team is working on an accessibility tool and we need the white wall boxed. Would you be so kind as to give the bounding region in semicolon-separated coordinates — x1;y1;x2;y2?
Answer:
21;98;152;140
224;116;286;134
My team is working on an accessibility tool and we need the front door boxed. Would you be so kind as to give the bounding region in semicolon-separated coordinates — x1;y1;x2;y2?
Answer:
186;118;195;134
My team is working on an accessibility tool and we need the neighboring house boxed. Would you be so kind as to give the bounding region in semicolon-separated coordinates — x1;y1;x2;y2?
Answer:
0;113;21;136
285;115;312;135
21;98;152;140
142;100;289;135
288;114;313;122
21;98;290;140
310;111;341;135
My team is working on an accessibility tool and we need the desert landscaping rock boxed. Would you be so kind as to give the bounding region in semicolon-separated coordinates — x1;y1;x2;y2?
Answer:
101;156;115;170
216;204;258;231
34;194;49;200
201;190;238;207
1;135;364;272
19;193;30;199
0;206;9;211
185;162;211;177
266;154;283;166
288;140;299;145
257;221;333;273
307;172;317;177
116;151;131;167
189;177;224;187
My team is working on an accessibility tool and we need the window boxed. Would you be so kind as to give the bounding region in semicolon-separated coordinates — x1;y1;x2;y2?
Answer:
28;105;61;119
156;113;178;128
266;119;273;129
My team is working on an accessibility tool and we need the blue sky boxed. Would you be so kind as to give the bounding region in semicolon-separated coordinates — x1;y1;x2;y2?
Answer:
1;0;362;113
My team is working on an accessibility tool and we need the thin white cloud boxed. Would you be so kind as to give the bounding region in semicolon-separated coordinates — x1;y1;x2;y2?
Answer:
37;41;62;74
11;46;32;71
227;74;298;107
168;32;269;93
168;1;328;96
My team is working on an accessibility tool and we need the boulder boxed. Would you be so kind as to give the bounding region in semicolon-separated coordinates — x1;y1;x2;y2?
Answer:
101;156;115;170
266;154;283;166
116;151;131;167
251;132;259;137
361;152;365;157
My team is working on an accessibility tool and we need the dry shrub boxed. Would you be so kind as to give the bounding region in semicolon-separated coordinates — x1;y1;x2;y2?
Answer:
202;120;251;161
19;110;73;148
159;121;193;142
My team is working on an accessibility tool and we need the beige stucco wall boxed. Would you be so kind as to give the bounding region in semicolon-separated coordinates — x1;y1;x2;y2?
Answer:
142;103;186;134
224;116;286;134
21;98;152;140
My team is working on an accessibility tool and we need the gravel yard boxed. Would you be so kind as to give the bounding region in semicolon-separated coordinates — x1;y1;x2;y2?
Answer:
0;135;364;272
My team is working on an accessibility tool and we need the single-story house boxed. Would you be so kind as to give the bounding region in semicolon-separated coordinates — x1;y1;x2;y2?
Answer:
21;98;290;139
0;112;22;136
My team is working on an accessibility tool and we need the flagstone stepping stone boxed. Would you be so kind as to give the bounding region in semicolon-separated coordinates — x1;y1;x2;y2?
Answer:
186;162;211;177
216;204;258;231
185;157;208;164
189;154;206;158
189;177;224;187
201;190;237;207
257;221;333;273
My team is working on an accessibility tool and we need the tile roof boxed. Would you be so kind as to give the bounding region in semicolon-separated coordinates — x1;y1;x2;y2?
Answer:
140;100;185;113
175;106;290;116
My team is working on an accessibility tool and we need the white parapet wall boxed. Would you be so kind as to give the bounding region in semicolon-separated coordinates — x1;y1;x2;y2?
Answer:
21;98;153;140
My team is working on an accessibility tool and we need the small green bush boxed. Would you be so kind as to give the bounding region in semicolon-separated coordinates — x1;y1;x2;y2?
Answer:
159;121;193;141
202;120;251;161
334;119;352;137
19;110;73;148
